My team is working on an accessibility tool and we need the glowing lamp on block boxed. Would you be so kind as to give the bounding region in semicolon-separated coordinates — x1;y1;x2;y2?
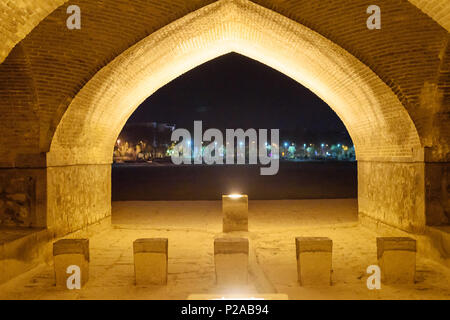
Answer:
222;194;248;232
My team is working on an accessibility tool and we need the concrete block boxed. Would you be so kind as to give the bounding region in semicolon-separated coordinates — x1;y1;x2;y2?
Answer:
214;238;248;286
377;237;416;284
53;239;89;288
222;195;248;232
296;237;332;286
133;238;168;285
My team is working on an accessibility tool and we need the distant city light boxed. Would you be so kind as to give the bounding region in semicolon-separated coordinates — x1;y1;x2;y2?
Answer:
113;127;356;164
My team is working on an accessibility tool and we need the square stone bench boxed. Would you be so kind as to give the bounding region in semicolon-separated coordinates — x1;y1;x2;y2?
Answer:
133;238;168;285
53;239;89;289
295;237;332;286
377;237;416;284
222;195;248;232
214;238;249;286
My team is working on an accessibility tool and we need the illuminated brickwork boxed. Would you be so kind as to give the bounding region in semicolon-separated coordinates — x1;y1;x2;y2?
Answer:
409;0;450;31
0;0;448;234
0;0;448;163
47;0;424;165
0;0;67;64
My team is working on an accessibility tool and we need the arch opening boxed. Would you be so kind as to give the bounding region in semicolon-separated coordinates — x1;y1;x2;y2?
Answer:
45;0;426;234
47;0;421;167
112;52;357;203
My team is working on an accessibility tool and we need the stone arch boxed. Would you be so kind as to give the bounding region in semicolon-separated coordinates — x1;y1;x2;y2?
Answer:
0;0;67;64
48;0;422;165
1;0;447;164
0;0;448;236
1;0;448;66
41;0;428;234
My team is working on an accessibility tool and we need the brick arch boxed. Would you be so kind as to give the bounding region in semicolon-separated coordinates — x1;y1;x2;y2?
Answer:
0;0;67;64
0;0;447;165
41;0;430;234
0;0;447;236
408;0;450;31
0;0;448;66
48;0;421;166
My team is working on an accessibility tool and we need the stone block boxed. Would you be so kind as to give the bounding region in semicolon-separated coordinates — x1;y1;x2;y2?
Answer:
296;237;332;286
222;195;248;232
133;238;168;285
377;237;416;284
53;239;89;288
214;238;249;286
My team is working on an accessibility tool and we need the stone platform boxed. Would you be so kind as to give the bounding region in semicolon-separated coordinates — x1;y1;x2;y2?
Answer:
0;200;449;300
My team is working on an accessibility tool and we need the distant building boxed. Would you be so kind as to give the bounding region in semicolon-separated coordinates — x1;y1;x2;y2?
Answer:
114;122;176;162
120;122;176;147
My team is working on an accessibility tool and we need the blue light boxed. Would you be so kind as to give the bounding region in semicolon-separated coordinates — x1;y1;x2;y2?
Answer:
284;142;289;147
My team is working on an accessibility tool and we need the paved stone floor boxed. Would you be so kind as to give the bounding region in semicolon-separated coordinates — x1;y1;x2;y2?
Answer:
0;200;449;300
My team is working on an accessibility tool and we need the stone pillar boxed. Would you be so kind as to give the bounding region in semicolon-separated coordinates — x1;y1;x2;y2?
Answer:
377;237;416;284
296;237;332;286
222;195;248;232
358;161;426;233
47;164;111;237
53;239;89;288
214;238;248;286
133;238;168;285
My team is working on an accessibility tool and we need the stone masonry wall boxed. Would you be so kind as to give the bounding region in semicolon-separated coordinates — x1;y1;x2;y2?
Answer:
425;162;450;226
0;169;46;228
47;164;111;236
358;161;426;233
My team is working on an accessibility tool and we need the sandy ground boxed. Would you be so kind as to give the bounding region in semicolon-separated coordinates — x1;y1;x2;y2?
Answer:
0;199;449;300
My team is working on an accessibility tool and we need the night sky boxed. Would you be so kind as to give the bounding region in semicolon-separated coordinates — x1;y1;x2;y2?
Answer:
127;53;351;143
